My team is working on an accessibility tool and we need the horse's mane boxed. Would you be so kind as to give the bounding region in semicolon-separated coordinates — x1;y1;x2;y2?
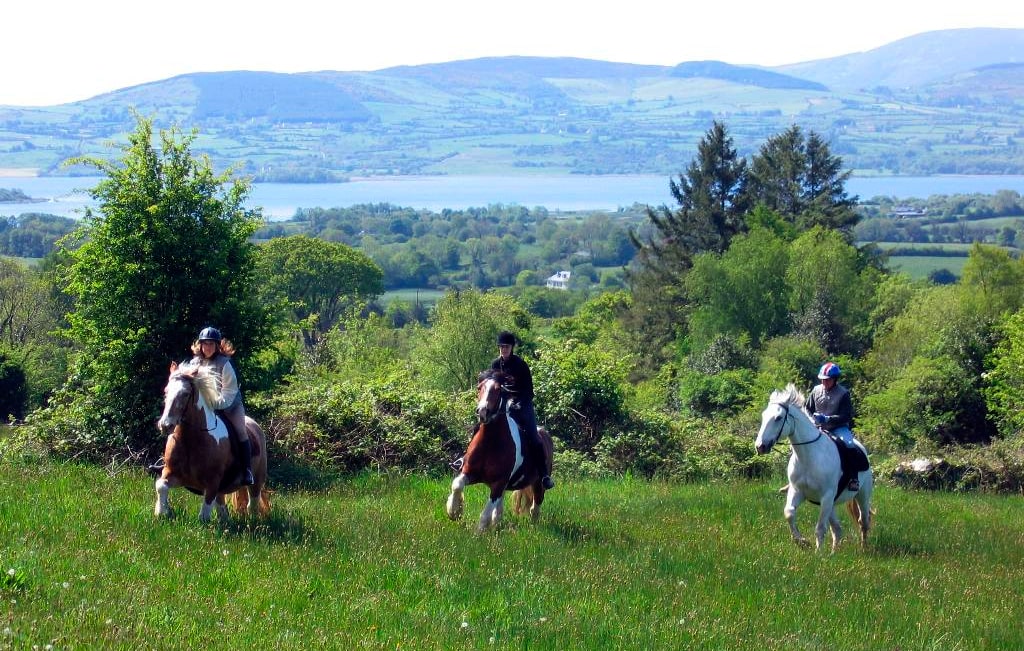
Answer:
478;369;509;384
770;383;812;420
177;365;222;407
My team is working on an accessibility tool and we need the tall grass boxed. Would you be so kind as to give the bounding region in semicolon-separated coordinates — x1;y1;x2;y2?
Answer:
1;460;1022;649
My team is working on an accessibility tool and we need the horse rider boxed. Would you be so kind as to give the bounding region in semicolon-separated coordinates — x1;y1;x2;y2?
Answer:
491;331;554;490
187;326;254;486
805;361;860;492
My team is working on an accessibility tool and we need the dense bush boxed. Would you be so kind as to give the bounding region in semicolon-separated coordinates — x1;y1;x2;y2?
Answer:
532;338;629;453
268;369;468;473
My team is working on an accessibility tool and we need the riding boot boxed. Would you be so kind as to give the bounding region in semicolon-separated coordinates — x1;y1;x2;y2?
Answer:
238;439;255;486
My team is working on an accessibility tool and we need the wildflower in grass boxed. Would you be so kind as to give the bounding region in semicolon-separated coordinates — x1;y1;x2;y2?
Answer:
460;621;469;630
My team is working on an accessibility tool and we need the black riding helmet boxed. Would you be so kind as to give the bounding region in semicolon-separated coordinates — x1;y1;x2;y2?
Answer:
496;331;516;346
198;326;222;342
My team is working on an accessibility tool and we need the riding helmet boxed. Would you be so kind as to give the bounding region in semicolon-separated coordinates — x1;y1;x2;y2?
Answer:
817;362;841;379
496;331;517;346
198;326;222;342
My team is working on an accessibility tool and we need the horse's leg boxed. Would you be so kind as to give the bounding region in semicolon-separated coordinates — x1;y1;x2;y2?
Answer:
247;485;261;516
478;495;504;533
215;494;230;522
154;476;172;517
814;499;837;552
447;474;467;520
828;509;844;551
852;476;873;547
477;484;505;532
529;485;544;522
784;488;808;547
199;488;221;523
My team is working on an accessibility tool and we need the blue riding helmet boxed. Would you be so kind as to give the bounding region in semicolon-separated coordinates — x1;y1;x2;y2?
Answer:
198;326;222;342
817;362;841;379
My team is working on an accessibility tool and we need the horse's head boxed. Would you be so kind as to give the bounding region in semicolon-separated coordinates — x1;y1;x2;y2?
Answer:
755;384;807;454
158;369;197;435
475;370;508;423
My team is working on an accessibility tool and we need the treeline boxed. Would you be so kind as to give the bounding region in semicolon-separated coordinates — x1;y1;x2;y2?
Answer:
256;203;643;291
5;117;1024;493
856;191;1024;247
0;214;77;258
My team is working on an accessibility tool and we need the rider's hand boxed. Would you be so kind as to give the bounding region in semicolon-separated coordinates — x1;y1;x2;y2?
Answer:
813;413;828;426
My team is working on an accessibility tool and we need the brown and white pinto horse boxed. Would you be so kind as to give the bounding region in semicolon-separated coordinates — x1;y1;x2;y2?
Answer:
446;370;554;532
154;362;269;522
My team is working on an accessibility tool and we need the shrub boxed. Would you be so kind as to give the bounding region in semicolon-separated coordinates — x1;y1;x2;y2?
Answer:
678;368;752;417
532;338;629;453
268;369;468;473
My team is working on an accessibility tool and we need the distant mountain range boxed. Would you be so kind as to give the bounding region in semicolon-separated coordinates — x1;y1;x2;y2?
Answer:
1;27;1022;180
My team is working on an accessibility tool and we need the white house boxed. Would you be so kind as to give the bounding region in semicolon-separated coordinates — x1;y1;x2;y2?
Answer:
545;270;571;290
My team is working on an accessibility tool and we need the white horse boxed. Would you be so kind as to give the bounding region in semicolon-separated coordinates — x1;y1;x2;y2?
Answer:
754;384;873;552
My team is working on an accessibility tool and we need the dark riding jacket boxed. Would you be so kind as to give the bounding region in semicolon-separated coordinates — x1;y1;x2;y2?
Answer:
805;383;852;432
490;353;534;401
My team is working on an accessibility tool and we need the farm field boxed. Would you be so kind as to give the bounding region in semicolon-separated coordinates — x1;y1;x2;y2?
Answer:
1;459;1022;649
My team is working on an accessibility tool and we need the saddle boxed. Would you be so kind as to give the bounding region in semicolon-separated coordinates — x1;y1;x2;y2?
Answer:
214;411;259;492
827;432;869;499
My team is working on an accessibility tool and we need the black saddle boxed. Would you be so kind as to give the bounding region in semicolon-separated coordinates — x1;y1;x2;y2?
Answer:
828;433;870;499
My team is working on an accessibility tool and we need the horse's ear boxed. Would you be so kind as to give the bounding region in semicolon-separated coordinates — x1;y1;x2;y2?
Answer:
169;361;178;374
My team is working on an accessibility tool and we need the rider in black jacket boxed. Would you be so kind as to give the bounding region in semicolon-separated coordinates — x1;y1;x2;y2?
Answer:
491;331;554;489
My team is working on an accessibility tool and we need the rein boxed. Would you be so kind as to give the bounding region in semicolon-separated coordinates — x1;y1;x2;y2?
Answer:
772;401;823;448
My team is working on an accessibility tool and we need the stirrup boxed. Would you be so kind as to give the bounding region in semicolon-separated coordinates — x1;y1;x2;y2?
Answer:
542;475;555;490
847;478;860;492
241;469;255;486
450;457;464;471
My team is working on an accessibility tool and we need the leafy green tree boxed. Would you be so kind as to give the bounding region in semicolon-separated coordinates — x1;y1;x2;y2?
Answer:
631;121;748;282
532;338;629;452
37;116;274;457
959;243;1024;319
413;289;531;392
256;235;383;350
785;227;878;355
744;125;858;233
685;226;790;350
984;308;1024;438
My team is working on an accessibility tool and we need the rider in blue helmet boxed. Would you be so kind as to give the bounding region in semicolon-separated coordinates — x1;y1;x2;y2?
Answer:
491;331;554;490
805;361;859;491
188;326;254;485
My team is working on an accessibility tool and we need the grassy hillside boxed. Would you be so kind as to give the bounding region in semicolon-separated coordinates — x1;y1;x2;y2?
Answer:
1;29;1023;180
1;458;1022;649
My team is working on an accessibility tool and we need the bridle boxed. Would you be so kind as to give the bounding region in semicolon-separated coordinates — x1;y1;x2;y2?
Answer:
766;401;822;450
476;378;505;425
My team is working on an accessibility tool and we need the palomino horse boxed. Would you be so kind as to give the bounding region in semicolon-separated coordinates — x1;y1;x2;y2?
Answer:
754;384;873;552
447;370;554;532
154;362;269;522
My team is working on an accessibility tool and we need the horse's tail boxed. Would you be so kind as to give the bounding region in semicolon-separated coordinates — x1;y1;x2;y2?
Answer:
229;486;272;516
511;487;533;515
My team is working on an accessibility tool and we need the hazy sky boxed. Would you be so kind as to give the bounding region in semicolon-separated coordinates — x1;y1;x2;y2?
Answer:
3;0;1022;106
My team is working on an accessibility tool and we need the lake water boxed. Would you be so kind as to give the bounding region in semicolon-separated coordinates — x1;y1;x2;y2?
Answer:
3;174;1024;220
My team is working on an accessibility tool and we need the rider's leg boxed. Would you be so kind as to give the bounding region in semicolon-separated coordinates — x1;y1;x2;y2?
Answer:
223;402;254;486
519;401;553;489
831;427;860;491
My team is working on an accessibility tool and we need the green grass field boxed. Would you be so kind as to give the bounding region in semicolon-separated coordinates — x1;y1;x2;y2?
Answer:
1;458;1022;649
887;255;967;279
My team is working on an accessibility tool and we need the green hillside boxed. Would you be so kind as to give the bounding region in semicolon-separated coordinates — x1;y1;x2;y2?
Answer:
1;29;1023;180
